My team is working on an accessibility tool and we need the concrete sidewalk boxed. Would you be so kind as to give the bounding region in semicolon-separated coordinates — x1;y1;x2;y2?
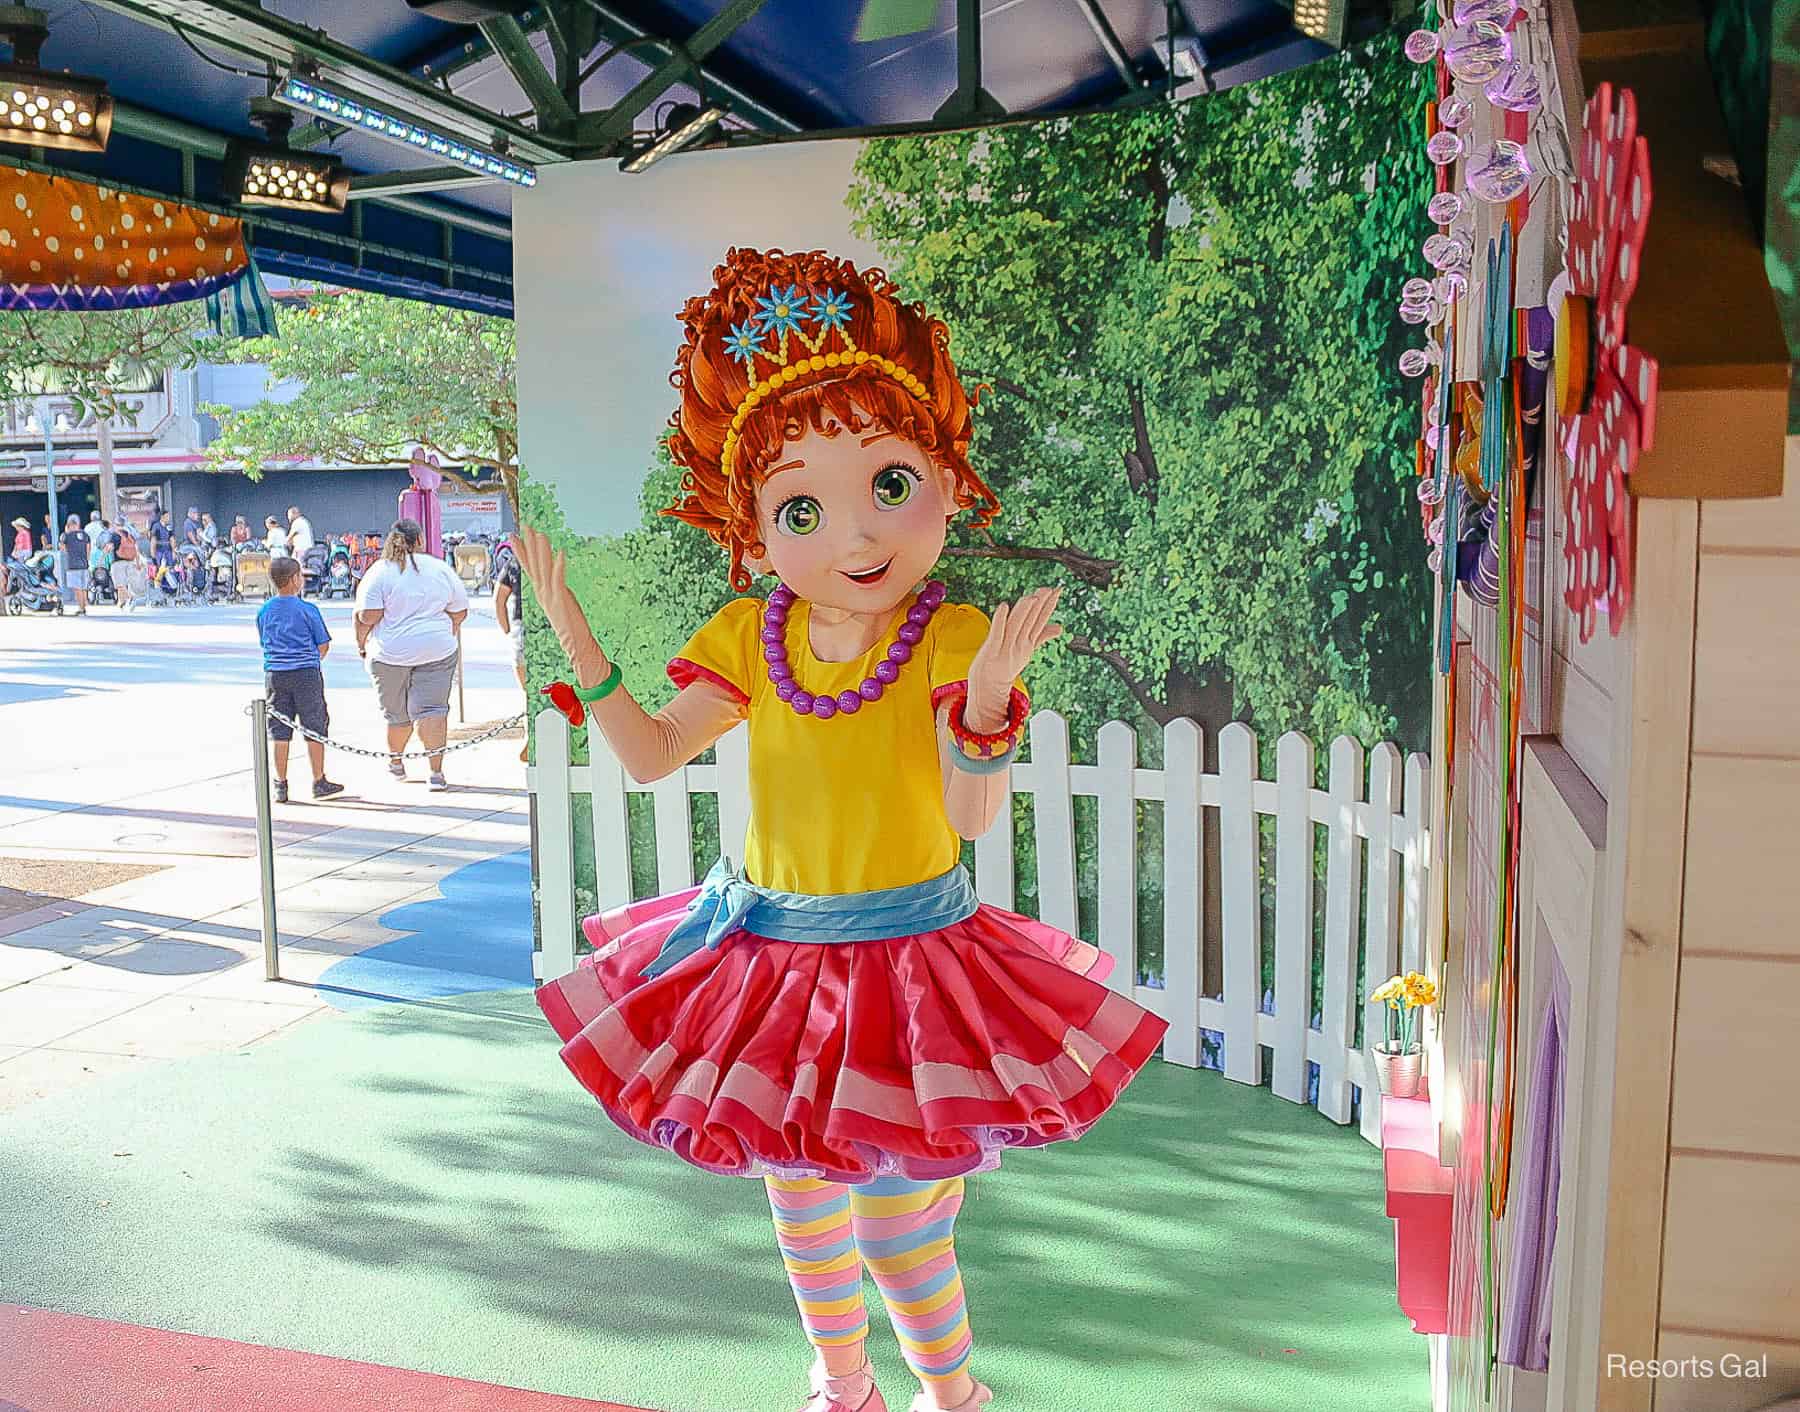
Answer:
0;597;534;1111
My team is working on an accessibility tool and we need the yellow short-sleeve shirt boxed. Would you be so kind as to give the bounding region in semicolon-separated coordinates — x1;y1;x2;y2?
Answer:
669;593;1003;896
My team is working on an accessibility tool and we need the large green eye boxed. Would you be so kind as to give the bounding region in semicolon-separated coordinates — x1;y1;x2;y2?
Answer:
776;496;822;536
873;466;917;509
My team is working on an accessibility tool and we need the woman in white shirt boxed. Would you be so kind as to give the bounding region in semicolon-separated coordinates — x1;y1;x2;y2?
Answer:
264;516;290;554
354;518;470;790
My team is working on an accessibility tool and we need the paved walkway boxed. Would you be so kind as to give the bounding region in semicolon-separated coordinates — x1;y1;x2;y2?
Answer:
0;596;533;1110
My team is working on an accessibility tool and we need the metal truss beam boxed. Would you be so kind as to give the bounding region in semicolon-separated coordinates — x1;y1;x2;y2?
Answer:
83;0;570;161
572;0;773;150
346;167;500;200
476;13;578;134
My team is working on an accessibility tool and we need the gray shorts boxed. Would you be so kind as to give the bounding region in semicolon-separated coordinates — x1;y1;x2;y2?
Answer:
510;623;525;669
368;650;458;725
64;567;89;591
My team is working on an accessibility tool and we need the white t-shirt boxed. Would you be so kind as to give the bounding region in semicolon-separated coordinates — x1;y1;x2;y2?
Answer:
265;527;289;553
289;516;315;555
356;553;470;666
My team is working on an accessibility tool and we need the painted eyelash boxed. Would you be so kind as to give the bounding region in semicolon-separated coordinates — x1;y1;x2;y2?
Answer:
772;493;814;524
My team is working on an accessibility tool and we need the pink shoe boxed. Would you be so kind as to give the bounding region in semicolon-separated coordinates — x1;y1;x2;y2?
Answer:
802;1354;886;1412
909;1382;992;1412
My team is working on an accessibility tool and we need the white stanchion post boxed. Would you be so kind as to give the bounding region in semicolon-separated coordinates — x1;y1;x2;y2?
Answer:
250;698;280;980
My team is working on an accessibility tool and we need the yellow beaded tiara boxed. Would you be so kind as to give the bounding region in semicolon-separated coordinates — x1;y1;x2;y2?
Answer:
718;281;931;480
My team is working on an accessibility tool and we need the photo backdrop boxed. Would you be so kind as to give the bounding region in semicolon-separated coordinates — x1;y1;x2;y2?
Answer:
515;34;1431;979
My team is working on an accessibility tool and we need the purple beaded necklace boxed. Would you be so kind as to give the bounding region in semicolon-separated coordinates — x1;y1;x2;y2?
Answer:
763;579;946;719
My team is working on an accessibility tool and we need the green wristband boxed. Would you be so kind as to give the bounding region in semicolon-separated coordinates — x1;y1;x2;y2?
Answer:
574;662;623;702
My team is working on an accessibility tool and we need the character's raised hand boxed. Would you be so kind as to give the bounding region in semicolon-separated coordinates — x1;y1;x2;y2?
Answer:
513;524;606;677
966;586;1062;726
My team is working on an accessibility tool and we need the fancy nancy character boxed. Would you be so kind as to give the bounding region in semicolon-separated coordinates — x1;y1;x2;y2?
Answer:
519;247;1168;1412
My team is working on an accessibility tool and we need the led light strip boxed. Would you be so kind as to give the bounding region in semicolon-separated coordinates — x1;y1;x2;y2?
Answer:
277;74;536;188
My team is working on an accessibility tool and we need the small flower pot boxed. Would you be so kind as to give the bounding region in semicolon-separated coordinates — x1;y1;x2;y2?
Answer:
1372;1041;1423;1098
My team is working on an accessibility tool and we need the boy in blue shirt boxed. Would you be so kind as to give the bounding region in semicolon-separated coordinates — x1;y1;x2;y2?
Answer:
258;557;344;803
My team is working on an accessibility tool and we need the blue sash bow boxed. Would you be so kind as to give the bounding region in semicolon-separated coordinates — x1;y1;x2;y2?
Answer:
638;858;981;979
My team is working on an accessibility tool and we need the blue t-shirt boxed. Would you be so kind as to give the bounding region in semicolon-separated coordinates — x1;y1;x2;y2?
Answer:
257;594;330;672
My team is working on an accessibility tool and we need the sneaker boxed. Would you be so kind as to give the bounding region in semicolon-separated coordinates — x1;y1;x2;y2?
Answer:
388;757;406;779
312;778;345;800
908;1384;989;1412
802;1362;886;1412
428;772;449;791
272;779;288;804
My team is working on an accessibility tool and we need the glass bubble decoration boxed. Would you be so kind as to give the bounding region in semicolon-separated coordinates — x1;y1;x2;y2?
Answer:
1451;0;1518;25
1402;276;1435;305
1467;139;1533;203
1427;546;1444;574
1424;231;1473;270
1442;21;1510;83
1427;190;1465;226
1399;347;1433;378
1418;476;1446;506
1427;514;1447;545
1484;58;1543;112
1434;269;1469;304
1404;29;1441;62
1400;302;1431;326
1437;93;1474;129
1426;130;1464;166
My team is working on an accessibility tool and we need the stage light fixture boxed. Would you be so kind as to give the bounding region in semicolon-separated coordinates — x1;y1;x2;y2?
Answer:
1291;0;1348;48
225;97;349;213
0;6;113;154
276;72;536;188
620;103;727;175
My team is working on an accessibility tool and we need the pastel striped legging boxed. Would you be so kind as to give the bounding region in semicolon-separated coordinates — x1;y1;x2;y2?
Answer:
765;1175;971;1386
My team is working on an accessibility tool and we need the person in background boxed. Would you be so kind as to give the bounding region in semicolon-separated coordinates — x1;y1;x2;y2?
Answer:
354;518;468;792
229;514;251;547
59;513;91;616
85;507;104;541
150;510;175;569
200;511;219;548
257;556;344;804
112;518;143;612
9;517;29;559
264;515;290;554
287;504;315;559
182;506;203;548
491;538;528;762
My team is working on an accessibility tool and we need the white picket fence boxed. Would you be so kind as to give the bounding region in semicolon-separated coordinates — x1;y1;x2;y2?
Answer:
529;709;1431;1145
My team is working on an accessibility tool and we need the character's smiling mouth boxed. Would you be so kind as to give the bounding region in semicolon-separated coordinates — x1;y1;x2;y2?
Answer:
841;559;893;585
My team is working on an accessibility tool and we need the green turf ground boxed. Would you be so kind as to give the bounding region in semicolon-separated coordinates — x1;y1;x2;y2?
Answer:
0;989;1428;1411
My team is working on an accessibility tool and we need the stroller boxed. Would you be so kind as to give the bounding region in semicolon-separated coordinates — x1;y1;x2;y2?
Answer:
206;543;238;603
88;561;117;606
300;543;330;598
172;545;207;605
322;542;356;600
452;538;491;596
2;551;63;614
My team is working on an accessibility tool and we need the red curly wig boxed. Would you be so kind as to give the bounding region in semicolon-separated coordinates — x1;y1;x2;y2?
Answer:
662;247;1000;590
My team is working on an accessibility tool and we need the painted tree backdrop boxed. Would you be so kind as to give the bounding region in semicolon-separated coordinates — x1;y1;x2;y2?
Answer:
521;34;1431;971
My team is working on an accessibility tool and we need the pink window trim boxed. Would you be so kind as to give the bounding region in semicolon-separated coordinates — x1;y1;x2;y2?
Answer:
667;657;750;705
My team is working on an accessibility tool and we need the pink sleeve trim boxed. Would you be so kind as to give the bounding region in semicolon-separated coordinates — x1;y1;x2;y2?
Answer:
667;657;750;705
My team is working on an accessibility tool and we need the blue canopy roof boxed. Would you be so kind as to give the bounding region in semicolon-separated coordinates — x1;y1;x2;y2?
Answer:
5;0;1348;313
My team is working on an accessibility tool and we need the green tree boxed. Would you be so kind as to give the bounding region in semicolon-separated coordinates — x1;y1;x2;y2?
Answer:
0;305;202;421
202;288;519;505
845;33;1433;751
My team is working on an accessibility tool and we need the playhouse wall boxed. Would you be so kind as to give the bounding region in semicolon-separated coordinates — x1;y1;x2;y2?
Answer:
1652;437;1800;1410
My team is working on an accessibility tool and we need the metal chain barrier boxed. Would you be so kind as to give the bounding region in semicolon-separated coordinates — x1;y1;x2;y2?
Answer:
249;702;526;760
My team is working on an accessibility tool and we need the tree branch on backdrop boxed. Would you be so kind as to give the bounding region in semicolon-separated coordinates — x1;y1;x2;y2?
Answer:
940;542;1119;587
1065;634;1172;725
1123;381;1160;505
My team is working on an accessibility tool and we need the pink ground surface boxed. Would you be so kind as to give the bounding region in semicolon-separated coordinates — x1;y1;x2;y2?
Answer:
0;1306;655;1412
